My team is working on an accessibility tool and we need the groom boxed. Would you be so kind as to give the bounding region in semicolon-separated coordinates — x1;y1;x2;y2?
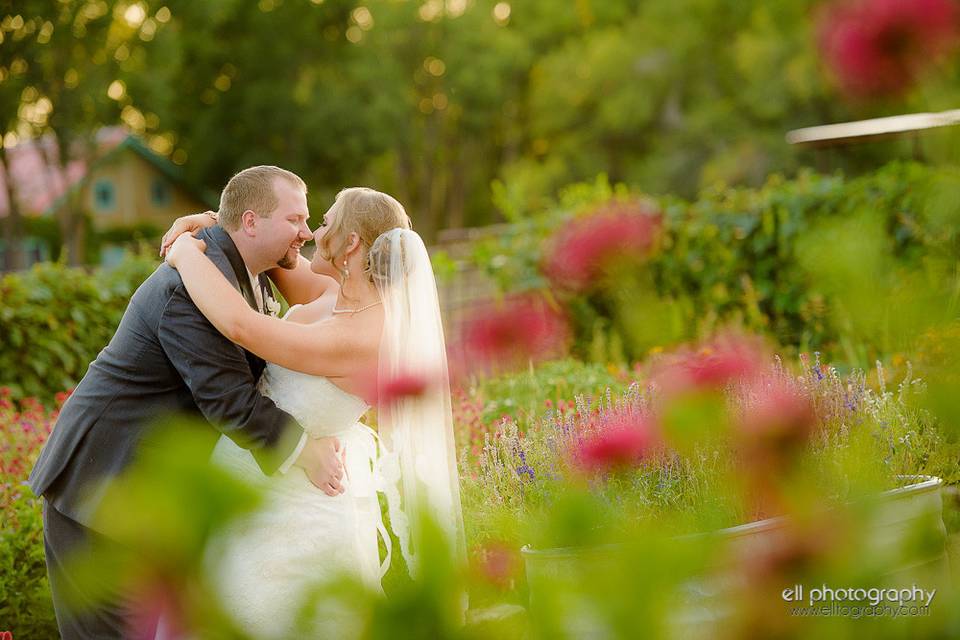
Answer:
28;165;342;639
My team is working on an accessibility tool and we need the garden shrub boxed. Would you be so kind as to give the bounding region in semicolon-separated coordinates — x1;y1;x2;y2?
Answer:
0;252;158;403
471;162;960;364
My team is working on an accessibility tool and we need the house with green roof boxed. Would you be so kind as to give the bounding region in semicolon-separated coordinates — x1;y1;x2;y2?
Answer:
1;128;217;269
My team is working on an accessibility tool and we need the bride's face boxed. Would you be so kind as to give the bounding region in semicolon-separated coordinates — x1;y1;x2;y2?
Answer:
310;206;341;278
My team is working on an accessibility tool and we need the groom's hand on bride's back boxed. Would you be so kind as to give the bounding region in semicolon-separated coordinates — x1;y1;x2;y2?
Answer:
295;436;346;496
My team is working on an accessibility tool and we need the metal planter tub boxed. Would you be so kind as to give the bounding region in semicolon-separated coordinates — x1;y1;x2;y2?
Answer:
521;476;948;635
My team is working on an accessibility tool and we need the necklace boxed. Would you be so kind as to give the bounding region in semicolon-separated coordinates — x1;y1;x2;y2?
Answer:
332;300;382;315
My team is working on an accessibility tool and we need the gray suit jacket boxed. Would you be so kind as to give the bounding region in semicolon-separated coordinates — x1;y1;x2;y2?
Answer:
28;226;302;529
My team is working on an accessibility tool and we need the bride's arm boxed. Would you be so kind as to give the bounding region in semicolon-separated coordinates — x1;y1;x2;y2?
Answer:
166;234;368;378
266;256;337;305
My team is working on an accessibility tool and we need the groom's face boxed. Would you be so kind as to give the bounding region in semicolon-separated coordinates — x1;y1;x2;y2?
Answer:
257;178;311;270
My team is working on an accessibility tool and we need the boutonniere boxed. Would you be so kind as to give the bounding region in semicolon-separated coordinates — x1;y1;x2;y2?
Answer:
264;296;281;317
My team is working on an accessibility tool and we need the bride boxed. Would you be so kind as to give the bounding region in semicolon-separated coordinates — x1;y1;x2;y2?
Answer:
163;187;466;637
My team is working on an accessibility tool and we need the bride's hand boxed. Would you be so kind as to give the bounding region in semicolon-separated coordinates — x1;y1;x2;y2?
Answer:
165;232;207;269
160;211;217;257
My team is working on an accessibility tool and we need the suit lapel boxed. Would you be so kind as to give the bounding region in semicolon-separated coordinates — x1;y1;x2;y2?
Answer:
203;226;260;312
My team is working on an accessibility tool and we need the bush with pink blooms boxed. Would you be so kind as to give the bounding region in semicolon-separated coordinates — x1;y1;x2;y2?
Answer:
0;388;63;638
470;163;957;365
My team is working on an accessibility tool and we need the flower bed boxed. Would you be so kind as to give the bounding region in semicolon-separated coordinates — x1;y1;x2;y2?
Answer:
460;344;957;550
0;388;62;638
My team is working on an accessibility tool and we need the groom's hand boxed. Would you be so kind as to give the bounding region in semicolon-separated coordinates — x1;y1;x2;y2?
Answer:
294;436;345;496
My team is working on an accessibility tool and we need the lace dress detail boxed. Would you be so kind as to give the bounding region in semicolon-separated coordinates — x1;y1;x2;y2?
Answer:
205;362;391;639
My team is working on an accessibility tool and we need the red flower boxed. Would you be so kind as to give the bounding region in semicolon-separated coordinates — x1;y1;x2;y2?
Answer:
818;0;960;99
462;295;569;371
575;413;660;473
655;333;767;395
125;577;184;640
544;201;662;292
378;371;432;405
54;389;74;407
737;379;816;457
472;542;521;589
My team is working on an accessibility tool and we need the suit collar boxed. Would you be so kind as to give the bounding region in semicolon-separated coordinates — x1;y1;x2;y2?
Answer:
201;225;260;312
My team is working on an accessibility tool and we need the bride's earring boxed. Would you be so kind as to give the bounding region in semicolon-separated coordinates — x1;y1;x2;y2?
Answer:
343;260;350;280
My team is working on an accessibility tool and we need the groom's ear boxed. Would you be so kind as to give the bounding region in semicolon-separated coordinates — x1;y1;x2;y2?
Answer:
240;209;258;236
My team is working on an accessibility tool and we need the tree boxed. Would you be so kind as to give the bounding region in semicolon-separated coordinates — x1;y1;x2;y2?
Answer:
2;0;169;265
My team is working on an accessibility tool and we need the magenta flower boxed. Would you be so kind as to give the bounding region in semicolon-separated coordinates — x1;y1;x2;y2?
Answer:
543;201;662;292
378;371;431;405
818;0;960;99
654;333;767;395
472;541;521;589
574;413;660;473
462;295;570;371
737;378;816;457
125;577;184;640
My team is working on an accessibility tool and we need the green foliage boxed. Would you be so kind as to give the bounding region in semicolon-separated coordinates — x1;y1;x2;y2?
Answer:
0;393;60;637
0;252;158;402
471;162;957;365
471;358;629;426
452;358;632;467
0;492;58;638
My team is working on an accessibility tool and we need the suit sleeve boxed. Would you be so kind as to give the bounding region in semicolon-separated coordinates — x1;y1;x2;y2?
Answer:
157;284;303;475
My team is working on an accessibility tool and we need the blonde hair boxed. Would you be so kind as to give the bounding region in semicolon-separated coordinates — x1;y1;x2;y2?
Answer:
318;187;412;281
218;165;307;231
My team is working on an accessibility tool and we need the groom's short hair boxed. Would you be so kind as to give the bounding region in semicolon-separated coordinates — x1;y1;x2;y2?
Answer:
218;165;307;231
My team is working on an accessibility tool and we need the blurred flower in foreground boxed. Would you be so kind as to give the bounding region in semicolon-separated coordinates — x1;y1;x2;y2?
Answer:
734;377;816;517
462;295;569;373
472;541;522;590
736;378;816;460
376;370;433;406
125;575;183;640
64;421;263;640
543;200;662;292
574;412;661;474
653;333;767;396
818;0;960;99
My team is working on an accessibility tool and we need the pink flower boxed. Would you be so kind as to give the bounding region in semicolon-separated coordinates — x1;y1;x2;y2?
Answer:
125;577;184;640
462;295;569;371
655;333;767;395
378;371;431;405
737;379;816;458
574;413;660;473
818;0;960;99
472;542;521;589
54;389;74;407
544;201;662;292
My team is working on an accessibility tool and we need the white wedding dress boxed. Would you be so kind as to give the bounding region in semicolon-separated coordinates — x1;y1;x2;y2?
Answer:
205;361;391;638
199;229;467;639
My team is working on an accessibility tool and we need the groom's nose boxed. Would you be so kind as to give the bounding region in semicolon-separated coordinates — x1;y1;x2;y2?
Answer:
297;221;312;241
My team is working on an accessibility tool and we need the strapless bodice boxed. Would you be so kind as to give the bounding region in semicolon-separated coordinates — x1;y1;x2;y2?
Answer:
258;363;370;437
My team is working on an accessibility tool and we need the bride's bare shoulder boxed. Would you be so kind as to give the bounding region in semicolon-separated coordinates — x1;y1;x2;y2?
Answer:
311;273;339;293
284;285;339;324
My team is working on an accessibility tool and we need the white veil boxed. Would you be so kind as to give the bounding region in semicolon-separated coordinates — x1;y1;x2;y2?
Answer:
368;228;466;577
